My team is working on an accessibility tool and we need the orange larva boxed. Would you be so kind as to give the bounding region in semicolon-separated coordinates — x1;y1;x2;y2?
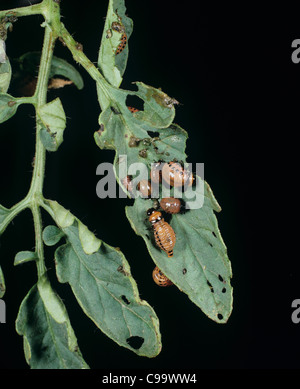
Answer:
137;180;151;198
127;106;139;113
160;197;182;214
116;32;127;55
162;161;194;188
147;208;176;257
152;266;173;287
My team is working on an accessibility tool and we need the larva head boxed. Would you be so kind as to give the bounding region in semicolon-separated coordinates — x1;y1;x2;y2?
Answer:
147;208;162;223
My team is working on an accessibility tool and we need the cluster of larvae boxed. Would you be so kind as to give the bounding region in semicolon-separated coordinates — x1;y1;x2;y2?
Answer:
123;161;195;287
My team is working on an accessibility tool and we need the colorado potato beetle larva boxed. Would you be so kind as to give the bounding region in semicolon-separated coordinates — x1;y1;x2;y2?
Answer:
152;266;173;286
162;161;194;188
147;208;176;257
159;197;182;214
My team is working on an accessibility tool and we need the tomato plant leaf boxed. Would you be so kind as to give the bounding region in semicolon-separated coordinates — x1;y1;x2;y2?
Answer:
15;277;89;369
0;56;12;93
125;177;233;323
14;251;37;266
94;81;179;195
0;93;20;124
38;97;66;152
46;200;162;357
42;225;64;247
98;0;133;90
17;51;84;90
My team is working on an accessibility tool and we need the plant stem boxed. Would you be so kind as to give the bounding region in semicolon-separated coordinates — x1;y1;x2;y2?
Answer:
0;199;29;236
57;23;111;105
27;11;57;278
0;2;45;19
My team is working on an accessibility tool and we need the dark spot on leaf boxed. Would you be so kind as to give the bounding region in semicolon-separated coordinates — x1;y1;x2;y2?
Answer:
139;149;147;158
212;231;217;237
182;268;187;275
121;295;130;305
110;106;121;115
126;336;144;350
142;138;151;146
7;101;16;107
222;288;226;293
117;265;125;274
97;124;104;135
218;274;224;283
128;136;140;147
217;313;223;320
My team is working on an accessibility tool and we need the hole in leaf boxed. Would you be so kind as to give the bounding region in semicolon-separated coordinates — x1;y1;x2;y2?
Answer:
217;313;223;320
207;280;214;293
126;336;144;350
147;130;160;138
218;274;224;282
222;288;226;293
121;295;130;305
212;231;217;237
126;95;144;111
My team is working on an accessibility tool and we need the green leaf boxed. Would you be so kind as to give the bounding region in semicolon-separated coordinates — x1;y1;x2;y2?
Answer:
0;265;5;298
49;56;84;90
14;251;37;266
98;0;133;90
17;52;84;90
94;81;178;172
38;97;66;152
0;57;12;93
125;178;233;323
47;200;161;357
42;225;64;246
94;84;183;198
0;93;20;124
16;277;89;369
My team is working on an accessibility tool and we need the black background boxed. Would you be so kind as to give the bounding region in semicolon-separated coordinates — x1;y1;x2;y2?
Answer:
0;0;298;376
